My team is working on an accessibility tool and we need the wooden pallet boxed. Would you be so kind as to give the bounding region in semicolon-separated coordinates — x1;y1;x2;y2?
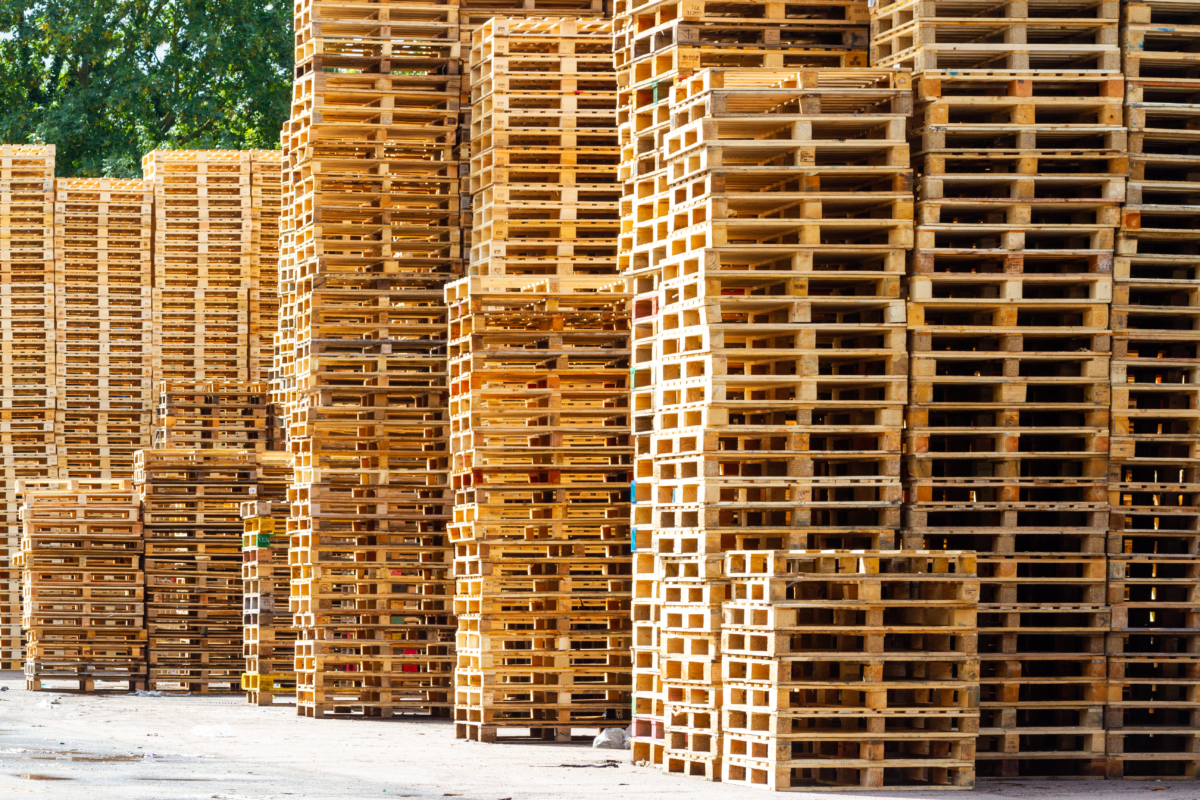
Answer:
868;0;1127;778
1105;1;1200;780
135;449;261;693
18;479;145;692
719;550;979;791
870;0;1121;73
0;144;58;669
142;150;253;386
240;460;295;706
450;17;633;743
153;380;274;452
284;0;463;720
53;177;154;481
628;67;914;778
249;152;283;386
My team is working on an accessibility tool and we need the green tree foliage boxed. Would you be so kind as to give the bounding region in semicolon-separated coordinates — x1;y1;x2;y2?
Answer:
0;1;292;177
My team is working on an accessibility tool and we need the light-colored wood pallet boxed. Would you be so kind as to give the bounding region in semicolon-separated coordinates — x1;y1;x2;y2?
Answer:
153;380;274;452
135;449;260;693
869;0;1121;73
867;1;1126;778
54;177;154;481
240;463;295;706
0;144;58;669
629;67;913;778
142;150;254;386
18;479;145;692
284;1;463;721
1103;2;1200;780
249;152;283;386
719;550;979;791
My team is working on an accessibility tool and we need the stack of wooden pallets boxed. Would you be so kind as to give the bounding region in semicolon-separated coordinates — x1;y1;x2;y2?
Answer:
615;0;869;303
721;551;979;791
0;144;57;670
142;150;253;386
448;16;632;743
53;178;154;481
249;152;283;386
284;0;460;719
1109;0;1200;780
19;479;144;692
153;380;274;452
456;0;608;238
240;453;294;706
631;67;917;783
136;448;257;693
272;132;298;452
870;0;1124;779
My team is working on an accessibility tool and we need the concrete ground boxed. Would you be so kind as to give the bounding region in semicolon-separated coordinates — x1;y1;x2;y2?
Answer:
0;671;1196;800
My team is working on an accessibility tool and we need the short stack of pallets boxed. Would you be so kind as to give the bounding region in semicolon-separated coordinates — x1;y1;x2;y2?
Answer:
870;0;1124;779
631;67;918;783
240;453;294;705
614;0;870;327
0;144;57;670
136;448;257;693
153;380;274;452
53;178;154;481
1109;0;1200;780
285;0;460;719
19;479;144;692
143;150;253;386
448;16;632;743
249;151;283;386
721;550;980;791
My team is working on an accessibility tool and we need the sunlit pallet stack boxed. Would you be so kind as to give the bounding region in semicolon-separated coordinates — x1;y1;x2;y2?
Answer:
53;178;154;481
272;131;298;451
249;152;284;386
448;16;632;743
0;144;57;669
19;479;144;692
721;550;980;791
284;0;461;719
153;380;274;452
870;0;1124;779
631;67;915;781
240;453;294;706
143;150;253;386
1109;0;1200;780
136;448;257;693
615;6;872;766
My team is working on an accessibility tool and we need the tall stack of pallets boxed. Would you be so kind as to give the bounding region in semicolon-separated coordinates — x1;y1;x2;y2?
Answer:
284;0;460;719
53;178;154;481
136;448;257;693
19;479;144;692
249;152;283;386
449;15;632;744
1109;0;1200;780
240;453;295;706
721;550;980;791
153;380;275;452
143;150;253;387
870;0;1125;779
630;67;921;785
272;132;298;451
0;144;57;669
615;4;871;767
